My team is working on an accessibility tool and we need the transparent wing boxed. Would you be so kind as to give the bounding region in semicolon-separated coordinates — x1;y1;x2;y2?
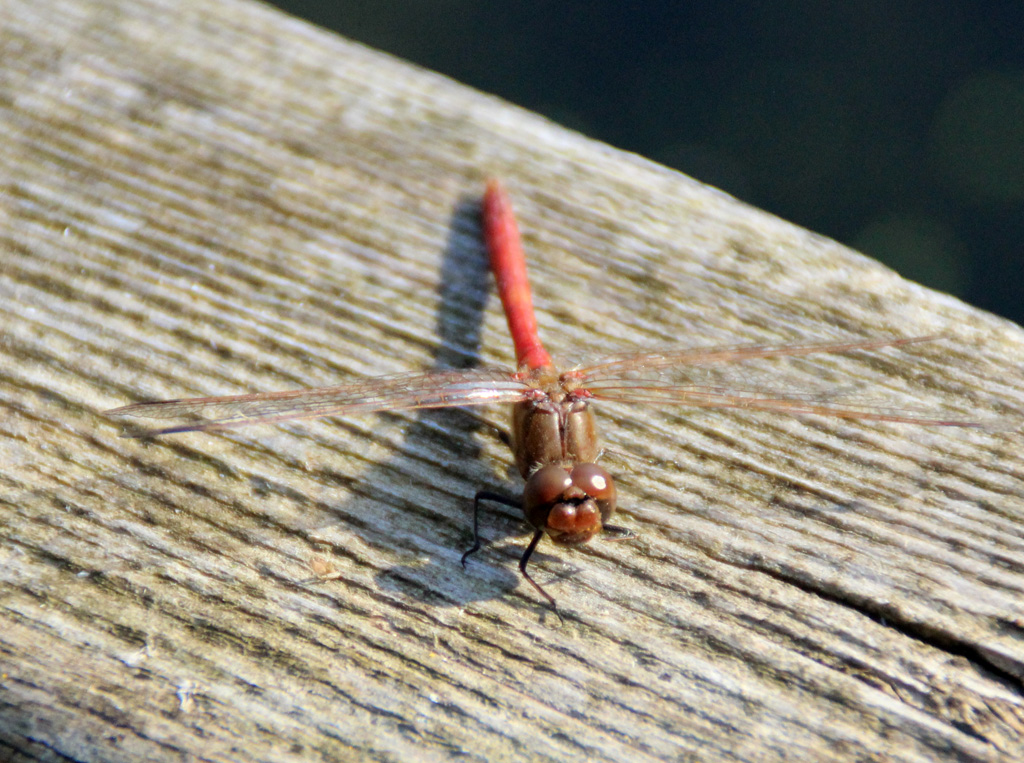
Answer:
106;368;534;437
571;336;936;378
568;336;986;427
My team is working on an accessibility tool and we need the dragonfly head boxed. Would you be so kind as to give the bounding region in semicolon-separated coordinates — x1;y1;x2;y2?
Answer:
522;463;617;545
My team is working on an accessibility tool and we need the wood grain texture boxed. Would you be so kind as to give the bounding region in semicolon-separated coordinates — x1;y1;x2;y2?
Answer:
2;0;1024;761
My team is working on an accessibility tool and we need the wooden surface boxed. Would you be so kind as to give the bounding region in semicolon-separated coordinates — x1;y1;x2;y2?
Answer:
2;0;1024;761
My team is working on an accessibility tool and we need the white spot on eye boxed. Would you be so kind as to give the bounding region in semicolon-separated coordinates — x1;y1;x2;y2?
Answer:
591;475;607;491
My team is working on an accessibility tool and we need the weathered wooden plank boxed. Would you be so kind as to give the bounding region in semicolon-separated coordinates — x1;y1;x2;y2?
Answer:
1;0;1024;761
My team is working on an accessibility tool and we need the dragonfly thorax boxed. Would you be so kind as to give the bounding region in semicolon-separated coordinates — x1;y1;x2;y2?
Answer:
511;396;600;478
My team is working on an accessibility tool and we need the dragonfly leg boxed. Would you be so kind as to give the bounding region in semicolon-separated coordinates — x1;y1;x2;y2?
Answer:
602;524;635;541
519;528;557;611
462;490;520;567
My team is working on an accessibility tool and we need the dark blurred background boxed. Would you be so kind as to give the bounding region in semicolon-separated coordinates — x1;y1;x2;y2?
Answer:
270;1;1024;326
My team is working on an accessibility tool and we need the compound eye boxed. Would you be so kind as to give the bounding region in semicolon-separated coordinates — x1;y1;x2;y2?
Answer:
522;465;572;512
570;463;614;501
569;463;616;520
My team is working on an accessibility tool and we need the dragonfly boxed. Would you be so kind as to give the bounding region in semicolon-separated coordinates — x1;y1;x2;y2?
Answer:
107;179;978;610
